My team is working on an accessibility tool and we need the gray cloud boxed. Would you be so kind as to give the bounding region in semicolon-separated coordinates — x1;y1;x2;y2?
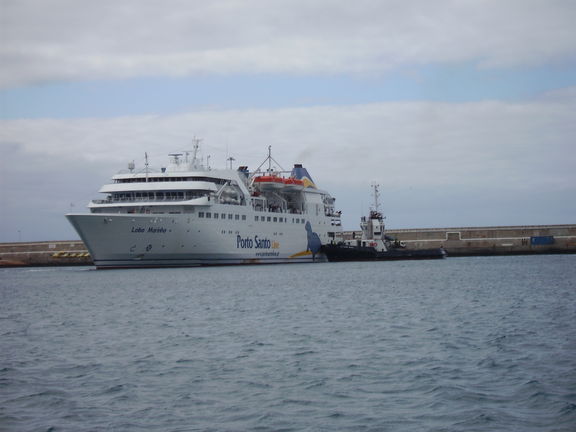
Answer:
1;90;574;240
1;0;575;88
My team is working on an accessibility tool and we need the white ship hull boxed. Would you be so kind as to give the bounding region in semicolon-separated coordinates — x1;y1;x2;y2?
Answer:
67;209;332;268
66;144;341;269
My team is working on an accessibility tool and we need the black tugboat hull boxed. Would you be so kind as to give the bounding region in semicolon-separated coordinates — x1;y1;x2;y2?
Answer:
321;244;447;262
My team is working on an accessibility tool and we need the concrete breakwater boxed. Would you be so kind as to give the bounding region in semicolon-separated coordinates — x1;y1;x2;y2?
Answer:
1;224;575;267
0;241;91;267
345;224;576;256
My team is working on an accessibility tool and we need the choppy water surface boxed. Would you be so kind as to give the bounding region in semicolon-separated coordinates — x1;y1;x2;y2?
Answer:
1;255;575;431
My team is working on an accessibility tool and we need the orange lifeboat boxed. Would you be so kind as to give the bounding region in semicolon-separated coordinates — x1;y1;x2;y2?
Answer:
253;175;284;190
283;178;304;191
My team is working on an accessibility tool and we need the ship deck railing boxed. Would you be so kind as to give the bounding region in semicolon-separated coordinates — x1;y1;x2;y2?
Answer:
91;196;207;204
91;197;302;211
90;198;336;219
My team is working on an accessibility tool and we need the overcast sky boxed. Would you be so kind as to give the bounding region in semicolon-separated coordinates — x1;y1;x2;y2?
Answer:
1;0;575;242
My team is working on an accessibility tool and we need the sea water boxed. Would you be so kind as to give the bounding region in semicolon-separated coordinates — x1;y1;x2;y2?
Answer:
1;255;575;432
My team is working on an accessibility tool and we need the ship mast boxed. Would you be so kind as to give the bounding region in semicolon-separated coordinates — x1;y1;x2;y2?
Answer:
145;152;149;182
190;137;201;169
253;145;285;174
371;183;381;216
227;156;236;169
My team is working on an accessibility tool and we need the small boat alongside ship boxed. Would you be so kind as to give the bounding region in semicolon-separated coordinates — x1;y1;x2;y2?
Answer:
322;184;447;262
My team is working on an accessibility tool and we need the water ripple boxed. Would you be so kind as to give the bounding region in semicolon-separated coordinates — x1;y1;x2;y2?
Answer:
1;256;575;431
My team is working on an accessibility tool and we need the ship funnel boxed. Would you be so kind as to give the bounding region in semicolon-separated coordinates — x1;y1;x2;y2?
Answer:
291;164;316;188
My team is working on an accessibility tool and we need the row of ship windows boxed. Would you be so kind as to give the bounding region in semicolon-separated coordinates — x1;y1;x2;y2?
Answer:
113;191;205;200
256;215;306;224
197;212;306;224
115;176;227;184
198;212;245;220
220;230;284;236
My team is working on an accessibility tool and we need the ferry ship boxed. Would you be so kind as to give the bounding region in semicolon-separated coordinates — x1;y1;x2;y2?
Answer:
66;140;342;268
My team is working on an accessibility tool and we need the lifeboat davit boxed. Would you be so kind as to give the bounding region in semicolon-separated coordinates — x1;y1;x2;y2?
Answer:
283;178;304;191
253;175;284;190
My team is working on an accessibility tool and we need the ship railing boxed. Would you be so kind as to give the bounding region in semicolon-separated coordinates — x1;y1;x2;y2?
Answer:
91;195;206;204
249;204;303;214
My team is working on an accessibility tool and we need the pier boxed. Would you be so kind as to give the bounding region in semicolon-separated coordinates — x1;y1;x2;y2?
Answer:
344;224;576;256
1;224;575;267
0;241;91;267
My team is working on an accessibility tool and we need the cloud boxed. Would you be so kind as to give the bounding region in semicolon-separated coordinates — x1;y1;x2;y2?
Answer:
1;0;575;88
1;89;574;240
1;94;573;189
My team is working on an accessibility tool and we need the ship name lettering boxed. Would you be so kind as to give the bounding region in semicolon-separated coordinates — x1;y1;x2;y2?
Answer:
236;235;273;249
131;227;145;233
254;236;271;249
236;235;253;249
147;227;167;234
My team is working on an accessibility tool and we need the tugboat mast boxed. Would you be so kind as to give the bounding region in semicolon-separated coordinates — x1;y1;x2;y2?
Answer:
371;183;381;214
370;182;383;220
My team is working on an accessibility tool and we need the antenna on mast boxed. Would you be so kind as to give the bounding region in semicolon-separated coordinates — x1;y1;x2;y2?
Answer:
145;152;149;182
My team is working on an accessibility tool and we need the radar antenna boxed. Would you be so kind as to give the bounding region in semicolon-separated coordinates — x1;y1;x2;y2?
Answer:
227;156;236;169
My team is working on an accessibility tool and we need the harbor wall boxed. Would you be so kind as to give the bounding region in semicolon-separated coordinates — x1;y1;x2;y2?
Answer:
1;224;575;267
344;224;576;256
0;241;91;267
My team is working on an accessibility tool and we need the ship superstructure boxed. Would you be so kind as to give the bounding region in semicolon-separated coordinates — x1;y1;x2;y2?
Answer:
67;140;342;268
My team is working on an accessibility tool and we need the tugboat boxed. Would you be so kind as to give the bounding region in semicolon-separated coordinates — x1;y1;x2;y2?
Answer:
322;184;447;261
